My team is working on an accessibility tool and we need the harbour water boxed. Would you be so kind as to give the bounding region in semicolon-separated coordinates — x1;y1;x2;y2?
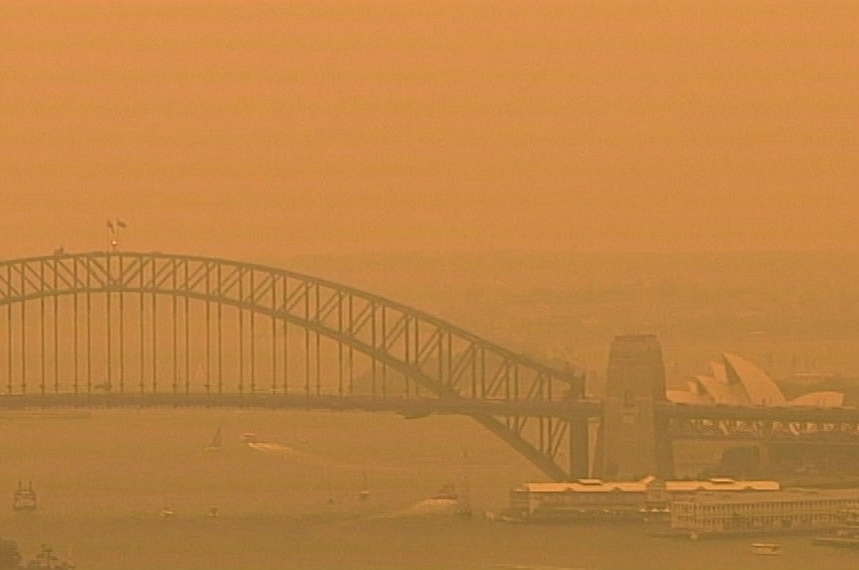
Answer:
1;409;857;569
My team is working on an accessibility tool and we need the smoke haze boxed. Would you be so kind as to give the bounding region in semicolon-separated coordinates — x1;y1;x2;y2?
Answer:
1;1;857;258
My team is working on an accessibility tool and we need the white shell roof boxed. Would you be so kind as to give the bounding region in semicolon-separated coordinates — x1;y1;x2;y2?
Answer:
710;360;730;385
668;352;844;408
723;353;787;406
788;391;844;407
696;374;745;405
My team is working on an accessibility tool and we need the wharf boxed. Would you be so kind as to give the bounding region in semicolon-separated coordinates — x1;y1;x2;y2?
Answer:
651;526;838;540
812;535;859;548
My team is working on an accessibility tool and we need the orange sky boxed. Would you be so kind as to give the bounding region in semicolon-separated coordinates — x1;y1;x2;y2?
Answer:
1;1;857;259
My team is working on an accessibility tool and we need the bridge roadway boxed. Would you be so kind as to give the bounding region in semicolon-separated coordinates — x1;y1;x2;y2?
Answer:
2;392;859;425
0;392;603;418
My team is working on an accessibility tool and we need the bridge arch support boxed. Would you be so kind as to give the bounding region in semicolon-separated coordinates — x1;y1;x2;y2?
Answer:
0;251;590;480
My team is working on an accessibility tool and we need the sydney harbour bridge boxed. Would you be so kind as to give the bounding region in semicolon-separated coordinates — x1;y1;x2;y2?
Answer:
1;251;858;482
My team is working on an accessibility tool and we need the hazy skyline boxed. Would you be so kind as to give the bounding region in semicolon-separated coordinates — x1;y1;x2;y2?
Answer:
2;1;857;259
1;5;859;569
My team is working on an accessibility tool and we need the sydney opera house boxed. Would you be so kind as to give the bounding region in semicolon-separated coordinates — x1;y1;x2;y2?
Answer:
667;352;844;408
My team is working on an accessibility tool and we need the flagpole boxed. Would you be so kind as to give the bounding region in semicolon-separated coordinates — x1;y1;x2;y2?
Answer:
106;220;115;253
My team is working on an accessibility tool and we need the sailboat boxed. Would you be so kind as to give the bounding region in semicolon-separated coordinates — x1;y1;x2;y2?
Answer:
205;426;223;451
359;470;371;502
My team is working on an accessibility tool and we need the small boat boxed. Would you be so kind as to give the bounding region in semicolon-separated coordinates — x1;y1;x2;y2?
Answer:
430;483;472;518
750;543;781;556
241;432;259;444
12;481;37;512
432;483;459;501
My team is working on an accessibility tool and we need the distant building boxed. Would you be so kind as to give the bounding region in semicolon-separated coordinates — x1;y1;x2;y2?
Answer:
667;352;844;407
671;488;859;536
508;476;779;521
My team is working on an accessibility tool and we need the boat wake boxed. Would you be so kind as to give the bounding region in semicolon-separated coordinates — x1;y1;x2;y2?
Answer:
374;498;463;519
245;441;358;471
489;566;601;570
246;442;299;456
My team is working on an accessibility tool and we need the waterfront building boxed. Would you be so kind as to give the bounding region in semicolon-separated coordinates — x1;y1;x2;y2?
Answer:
508;476;779;521
671;488;859;535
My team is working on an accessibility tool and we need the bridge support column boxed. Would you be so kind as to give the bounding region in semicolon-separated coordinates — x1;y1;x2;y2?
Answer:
596;334;673;480
568;418;590;479
758;443;771;475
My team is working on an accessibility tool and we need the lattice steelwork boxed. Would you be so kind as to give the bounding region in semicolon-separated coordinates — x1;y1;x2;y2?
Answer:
663;402;859;445
0;251;590;480
669;417;859;443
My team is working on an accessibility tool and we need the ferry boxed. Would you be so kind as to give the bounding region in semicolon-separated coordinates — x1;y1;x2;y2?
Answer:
397;483;472;519
241;432;260;444
432;482;460;501
434;483;472;518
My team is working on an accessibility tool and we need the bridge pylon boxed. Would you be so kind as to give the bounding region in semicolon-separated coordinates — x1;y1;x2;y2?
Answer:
595;334;673;480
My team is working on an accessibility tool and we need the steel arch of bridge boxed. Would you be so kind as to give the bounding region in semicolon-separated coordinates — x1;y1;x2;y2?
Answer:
0;251;590;480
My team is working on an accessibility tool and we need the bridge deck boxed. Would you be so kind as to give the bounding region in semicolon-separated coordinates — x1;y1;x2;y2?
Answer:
0;393;603;418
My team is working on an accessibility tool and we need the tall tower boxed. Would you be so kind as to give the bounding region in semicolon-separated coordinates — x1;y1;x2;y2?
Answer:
596;334;673;480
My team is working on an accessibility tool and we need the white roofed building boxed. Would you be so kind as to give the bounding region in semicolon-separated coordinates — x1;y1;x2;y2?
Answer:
508;476;779;521
666;353;844;408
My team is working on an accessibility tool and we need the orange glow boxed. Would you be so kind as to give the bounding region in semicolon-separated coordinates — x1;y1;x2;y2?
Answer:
0;1;856;258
